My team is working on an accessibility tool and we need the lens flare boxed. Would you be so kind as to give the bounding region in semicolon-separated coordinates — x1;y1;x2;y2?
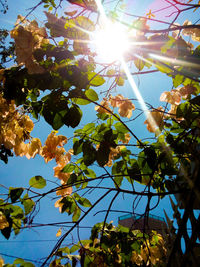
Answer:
93;21;130;62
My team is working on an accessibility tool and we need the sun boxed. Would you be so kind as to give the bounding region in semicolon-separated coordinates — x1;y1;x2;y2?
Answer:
93;21;130;62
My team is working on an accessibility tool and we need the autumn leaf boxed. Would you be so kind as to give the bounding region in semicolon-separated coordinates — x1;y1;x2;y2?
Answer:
56;228;62;237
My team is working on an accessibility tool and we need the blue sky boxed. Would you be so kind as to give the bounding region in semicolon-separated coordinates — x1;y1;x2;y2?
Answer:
0;0;198;265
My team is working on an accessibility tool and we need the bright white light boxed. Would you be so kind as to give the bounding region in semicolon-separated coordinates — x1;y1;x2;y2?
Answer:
93;21;130;62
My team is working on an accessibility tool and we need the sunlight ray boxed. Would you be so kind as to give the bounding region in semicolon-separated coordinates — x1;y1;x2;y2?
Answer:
94;0;161;133
131;54;193;186
134;53;171;74
95;0;108;22
121;59;161;133
149;53;200;70
121;59;148;115
66;22;93;35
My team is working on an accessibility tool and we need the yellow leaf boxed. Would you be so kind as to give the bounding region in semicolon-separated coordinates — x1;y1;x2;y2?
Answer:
0;257;4;267
0;212;9;230
134;58;145;71
56;228;62;237
115;77;124;86
106;69;116;76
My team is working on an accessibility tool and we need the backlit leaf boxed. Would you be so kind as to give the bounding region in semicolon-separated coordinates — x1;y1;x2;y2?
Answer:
21;194;35;215
173;74;184;88
12;218;21;235
29;176;46;189
62;163;75;173
115;77;124;86
87;72;105;86
85;89;98;101
56;228;62;237
14;258;25;264
10;206;24;219
134;58;145;71
72;206;81;222
72;97;90;105
114;122;129;134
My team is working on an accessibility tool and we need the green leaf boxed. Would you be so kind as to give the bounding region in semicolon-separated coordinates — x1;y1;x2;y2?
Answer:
127;159;141;182
96;142;110;167
131;241;141;253
21;194;35;215
144;147;157;169
87;72;105;87
76;16;95;31
70;244;80;253
63;105;82;128
61;196;76;214
82;142;96;166
118;224;130;233
65;16;95;39
9;187;24;203
30;101;43;120
52;111;66;130
14;258;25;264
112;161;125;175
10;206;24;219
134;58;145;71
138;150;151;169
176;102;191;118
97;112;110;120
78;240;92;246
173;74;184;88
73;139;83;155
82;123;96;134
62;163;75;173
67;173;78;186
72;206;81;222
114;175;123;187
29;176;46;189
83;168;96;178
42;93;69;129
115;77;125;86
155;62;171;73
58;246;70;254
72;97;90;105
49;260;62;267
12;218;21;235
21;262;35;267
74;194;92;207
85;89;98;101
114;122;129;134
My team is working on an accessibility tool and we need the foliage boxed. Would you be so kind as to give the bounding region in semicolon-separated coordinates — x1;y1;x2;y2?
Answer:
53;222;167;267
0;29;15;68
0;0;200;266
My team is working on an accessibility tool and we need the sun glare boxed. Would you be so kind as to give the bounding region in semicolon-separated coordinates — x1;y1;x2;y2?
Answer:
93;21;130;62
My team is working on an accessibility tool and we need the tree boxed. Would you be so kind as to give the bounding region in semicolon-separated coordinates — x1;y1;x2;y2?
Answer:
0;0;200;266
